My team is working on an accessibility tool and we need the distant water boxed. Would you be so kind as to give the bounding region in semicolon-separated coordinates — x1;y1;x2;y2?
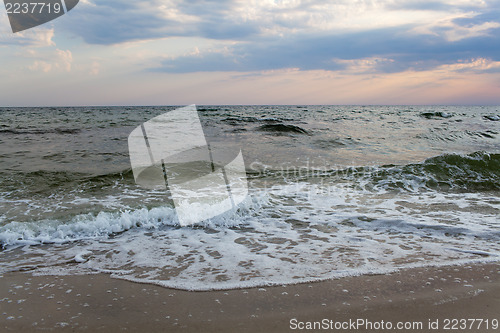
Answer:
0;106;499;290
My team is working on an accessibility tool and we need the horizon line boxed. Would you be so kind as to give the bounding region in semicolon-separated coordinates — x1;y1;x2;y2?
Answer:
1;104;500;108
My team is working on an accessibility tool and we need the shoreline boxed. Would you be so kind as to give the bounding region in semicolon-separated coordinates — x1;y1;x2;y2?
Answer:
1;262;499;332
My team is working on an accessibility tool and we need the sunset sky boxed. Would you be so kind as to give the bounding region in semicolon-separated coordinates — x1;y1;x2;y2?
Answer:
1;0;500;106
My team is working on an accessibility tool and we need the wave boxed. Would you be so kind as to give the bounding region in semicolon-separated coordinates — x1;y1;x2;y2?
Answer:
311;137;359;148
222;116;294;125
0;207;175;248
0;128;82;135
0;194;262;248
197;108;220;112
2;184;498;290
400;151;500;192
484;115;500;121
417;129;497;143
2;152;498;198
1;152;498;247
257;124;309;135
250;152;500;192
420;111;454;119
351;151;500;192
0;169;135;197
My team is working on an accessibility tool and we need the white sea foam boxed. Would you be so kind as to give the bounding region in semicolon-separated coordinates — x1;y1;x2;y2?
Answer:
0;206;174;246
1;182;498;291
74;251;92;263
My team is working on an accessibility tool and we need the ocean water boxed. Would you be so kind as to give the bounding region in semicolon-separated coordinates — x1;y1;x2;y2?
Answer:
0;105;499;291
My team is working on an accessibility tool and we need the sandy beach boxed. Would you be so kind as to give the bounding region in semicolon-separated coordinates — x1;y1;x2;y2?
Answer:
1;262;498;332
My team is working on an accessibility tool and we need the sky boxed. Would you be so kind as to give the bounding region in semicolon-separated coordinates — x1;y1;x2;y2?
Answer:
1;0;500;106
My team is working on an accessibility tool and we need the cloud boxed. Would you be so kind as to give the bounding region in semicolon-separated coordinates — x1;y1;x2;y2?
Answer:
333;57;395;74
4;0;500;77
152;20;500;74
0;25;55;48
60;0;188;44
28;60;53;72
58;0;499;43
439;57;500;73
56;49;73;71
53;0;494;74
445;21;500;41
89;60;100;75
0;9;58;47
61;0;260;44
385;0;489;11
27;49;73;72
410;9;500;42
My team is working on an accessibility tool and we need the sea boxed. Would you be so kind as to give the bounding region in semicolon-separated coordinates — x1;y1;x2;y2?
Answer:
0;105;499;291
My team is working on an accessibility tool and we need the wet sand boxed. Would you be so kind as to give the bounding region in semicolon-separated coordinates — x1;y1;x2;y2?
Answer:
1;262;499;332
